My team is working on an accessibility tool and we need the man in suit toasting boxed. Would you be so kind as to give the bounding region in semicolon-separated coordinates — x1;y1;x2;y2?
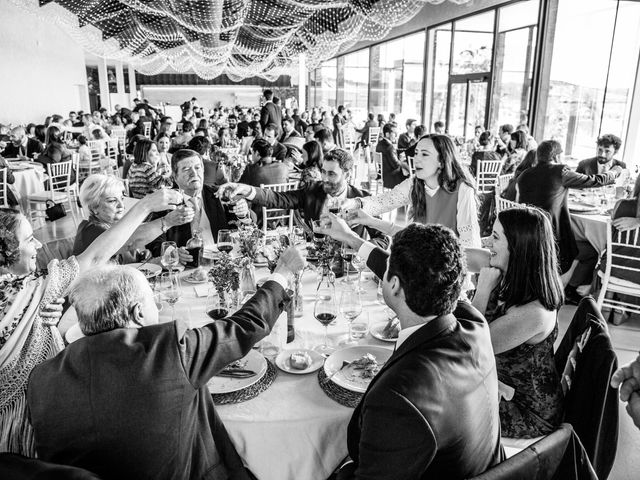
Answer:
318;217;503;479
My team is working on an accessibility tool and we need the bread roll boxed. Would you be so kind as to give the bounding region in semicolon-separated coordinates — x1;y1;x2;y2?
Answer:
290;351;312;370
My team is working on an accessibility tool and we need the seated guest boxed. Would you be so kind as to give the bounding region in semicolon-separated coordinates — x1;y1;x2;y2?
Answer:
27;248;305;479
73;174;193;262
501;149;535;201
495;124;514;157
0;190;180;455
1;127;44;159
281;117;301;143
501;130;528;175
188;135;227;187
127;139;173;199
239;139;290;187
156;133;172;171
221;149;388;248
38;127;75;183
517;124;537;150
433;120;445;134
472;207;564;438
404;124;427;158
576;134;626;175
0;155;18;207
216;126;233;148
171;120;194;149
240;121;262;155
292;140;323;189
470;130;501;177
317;218;502;479
376;123;410;189
397;118;417;154
147;149;251;263
355;113;378;151
263;123;287;161
314;128;336;156
348;135;481;248
516;140;621;275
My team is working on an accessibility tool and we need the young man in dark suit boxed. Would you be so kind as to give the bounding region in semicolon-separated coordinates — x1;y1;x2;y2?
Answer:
221;149;389;249
260;89;282;136
27;248;305;480
376;123;409;189
318;217;503;479
263;123;288;161
576;134;626;175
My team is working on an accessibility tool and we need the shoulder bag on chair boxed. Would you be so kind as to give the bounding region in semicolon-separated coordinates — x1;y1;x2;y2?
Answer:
45;199;66;221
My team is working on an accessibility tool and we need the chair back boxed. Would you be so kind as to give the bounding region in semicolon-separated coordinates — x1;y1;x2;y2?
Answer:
260;181;297;235
495;197;522;214
596;219;640;315
368;127;381;147
63;130;73;143
554;296;618;480
111;127;127;151
106;139;119;175
476;160;503;193
497;173;513;195
47;160;73;194
143;121;152;138
344;126;356;153
467;424;596;480
0;168;8;208
371;152;383;194
176;122;184;134
407;156;415;176
87;140;103;161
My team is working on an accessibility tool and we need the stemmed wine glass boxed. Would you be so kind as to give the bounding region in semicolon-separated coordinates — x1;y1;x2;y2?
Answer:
314;288;337;356
340;287;363;345
351;254;367;293
158;272;181;321
341;243;357;283
161;241;179;280
217;229;234;255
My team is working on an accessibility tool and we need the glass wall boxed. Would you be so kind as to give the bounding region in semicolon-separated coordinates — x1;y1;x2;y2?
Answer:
543;0;640;161
341;49;369;121
309;58;337;110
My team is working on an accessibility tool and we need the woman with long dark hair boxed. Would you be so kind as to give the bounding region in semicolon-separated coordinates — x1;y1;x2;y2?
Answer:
348;134;480;247
502;130;528;174
473;206;564;438
37;126;73;171
297;141;323;189
126;138;172;199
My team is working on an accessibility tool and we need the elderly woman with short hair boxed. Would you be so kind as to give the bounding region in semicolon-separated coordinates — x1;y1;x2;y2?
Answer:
73;174;194;262
0;188;183;456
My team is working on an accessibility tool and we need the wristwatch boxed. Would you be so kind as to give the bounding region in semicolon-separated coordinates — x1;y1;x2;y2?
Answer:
160;217;168;234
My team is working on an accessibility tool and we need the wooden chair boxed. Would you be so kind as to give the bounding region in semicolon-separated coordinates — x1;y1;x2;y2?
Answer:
344;126;357;154
143;121;152;138
111;127;127;152
496;173;513;196
259;181;297;236
495;197;522;215
371;152;383;195
27;160;79;225
0;168;9;208
106;139;120;176
476;160;503;194
596;221;640;316
368;127;381;148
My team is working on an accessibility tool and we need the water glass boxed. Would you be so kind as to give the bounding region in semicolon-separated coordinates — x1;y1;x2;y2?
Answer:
349;312;370;342
158;272;181;321
161;241;179;271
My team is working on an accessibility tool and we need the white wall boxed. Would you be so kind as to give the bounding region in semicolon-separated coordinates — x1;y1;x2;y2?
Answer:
0;0;89;125
140;85;265;111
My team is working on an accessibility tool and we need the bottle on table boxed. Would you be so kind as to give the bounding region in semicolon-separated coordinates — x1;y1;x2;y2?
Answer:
185;229;203;268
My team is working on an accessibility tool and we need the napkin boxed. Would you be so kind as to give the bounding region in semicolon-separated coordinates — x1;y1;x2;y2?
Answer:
194;285;209;298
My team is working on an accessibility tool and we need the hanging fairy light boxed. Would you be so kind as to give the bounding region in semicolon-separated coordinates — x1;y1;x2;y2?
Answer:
11;0;471;80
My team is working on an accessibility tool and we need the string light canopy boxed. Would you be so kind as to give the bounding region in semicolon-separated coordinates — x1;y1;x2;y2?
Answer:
11;0;472;81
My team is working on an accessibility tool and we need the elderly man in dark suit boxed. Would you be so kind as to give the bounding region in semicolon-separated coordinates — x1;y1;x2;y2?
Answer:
260;89;282;135
317;217;503;480
221;149;389;249
27;249;305;480
576;134;626;175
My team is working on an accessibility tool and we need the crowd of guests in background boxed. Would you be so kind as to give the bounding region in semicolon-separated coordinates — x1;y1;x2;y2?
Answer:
0;90;639;479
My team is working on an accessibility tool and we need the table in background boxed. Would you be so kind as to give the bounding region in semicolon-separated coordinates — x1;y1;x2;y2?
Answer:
170;266;392;480
570;212;608;253
8;162;45;212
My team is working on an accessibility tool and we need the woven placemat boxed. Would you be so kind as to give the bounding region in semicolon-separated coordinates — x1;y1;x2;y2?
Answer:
317;368;363;408
212;361;277;405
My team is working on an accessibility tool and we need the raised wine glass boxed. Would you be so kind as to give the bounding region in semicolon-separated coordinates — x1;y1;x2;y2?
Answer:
158;272;181;321
314;288;337;356
340;287;363;344
217;229;234;255
351;253;367;293
160;241;179;281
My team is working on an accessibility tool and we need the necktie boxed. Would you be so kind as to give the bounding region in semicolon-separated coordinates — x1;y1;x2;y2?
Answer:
190;197;201;234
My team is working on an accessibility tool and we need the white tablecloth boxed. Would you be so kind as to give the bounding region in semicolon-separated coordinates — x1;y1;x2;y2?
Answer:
570;212;608;252
11;165;44;212
171;266;391;480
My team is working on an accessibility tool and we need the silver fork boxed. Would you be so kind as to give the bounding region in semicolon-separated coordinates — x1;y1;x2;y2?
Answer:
322;360;351;386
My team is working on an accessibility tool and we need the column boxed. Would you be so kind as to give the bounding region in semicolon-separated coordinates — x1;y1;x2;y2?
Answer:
97;57;111;112
622;53;640;170
115;61;125;94
298;54;306;112
128;63;138;104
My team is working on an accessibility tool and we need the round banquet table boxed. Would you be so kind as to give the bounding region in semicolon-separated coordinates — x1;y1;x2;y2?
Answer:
9;162;45;212
570;212;608;253
171;265;393;480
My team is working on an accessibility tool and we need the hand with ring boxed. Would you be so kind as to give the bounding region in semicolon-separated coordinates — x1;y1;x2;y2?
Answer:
164;205;195;228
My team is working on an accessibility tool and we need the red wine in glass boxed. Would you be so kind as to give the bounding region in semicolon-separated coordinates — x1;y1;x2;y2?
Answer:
315;312;336;326
207;308;229;320
218;244;233;254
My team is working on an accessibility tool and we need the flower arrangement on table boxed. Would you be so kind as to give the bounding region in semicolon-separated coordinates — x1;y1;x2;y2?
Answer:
207;253;240;307
221;152;247;182
236;225;265;264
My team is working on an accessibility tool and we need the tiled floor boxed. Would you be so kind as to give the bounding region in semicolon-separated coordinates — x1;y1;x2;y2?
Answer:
32;209;640;479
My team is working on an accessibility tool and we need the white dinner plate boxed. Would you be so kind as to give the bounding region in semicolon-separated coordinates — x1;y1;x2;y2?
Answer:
129;262;162;279
568;201;599;213
369;321;398;343
275;349;325;375
324;345;393;393
207;349;268;394
183;269;208;284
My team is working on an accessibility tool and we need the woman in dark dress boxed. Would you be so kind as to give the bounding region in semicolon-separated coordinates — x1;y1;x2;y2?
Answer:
516;140;622;274
472;207;564;438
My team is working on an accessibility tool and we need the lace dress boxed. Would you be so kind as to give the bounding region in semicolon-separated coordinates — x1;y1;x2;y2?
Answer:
0;257;80;455
489;303;564;438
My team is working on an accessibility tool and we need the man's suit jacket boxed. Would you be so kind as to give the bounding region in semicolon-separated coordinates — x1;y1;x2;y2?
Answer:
271;141;287;162
376;138;406;189
260;102;282;134
240;161;290;188
576;157;626;176
2;138;44;159
146;184;251;256
341;247;503;479
281;129;301;143
27;281;289;480
251;182;389;249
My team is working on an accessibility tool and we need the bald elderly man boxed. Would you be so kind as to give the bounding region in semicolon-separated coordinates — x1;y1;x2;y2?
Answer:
27;248;304;479
0;126;44;159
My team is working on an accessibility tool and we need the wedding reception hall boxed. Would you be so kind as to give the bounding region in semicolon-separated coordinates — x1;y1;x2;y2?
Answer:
1;0;640;478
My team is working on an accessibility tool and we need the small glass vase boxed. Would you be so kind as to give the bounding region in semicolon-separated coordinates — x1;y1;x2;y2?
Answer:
239;262;257;297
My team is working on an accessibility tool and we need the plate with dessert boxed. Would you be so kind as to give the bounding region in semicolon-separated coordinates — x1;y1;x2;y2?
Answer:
183;268;208;284
207;349;268;394
324;346;393;393
275;349;325;375
370;317;400;343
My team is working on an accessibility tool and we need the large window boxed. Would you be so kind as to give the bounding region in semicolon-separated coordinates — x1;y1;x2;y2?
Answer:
543;0;640;161
341;49;369;121
309;58;337;110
